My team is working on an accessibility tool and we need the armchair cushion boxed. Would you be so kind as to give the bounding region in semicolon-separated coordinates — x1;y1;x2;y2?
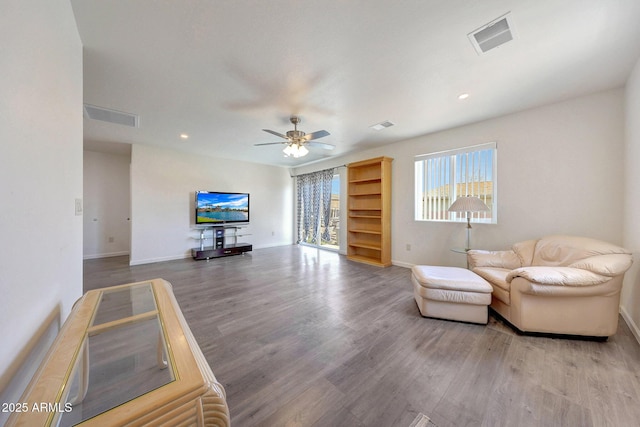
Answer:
474;267;511;305
506;266;609;286
568;254;633;277
531;235;630;267
467;250;521;270
474;268;511;291
513;239;538;266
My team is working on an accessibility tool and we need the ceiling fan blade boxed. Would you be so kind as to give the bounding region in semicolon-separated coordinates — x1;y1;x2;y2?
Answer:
307;141;335;150
303;130;330;141
262;129;289;139
254;142;285;146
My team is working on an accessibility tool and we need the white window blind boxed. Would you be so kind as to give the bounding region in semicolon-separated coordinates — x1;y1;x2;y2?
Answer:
415;142;497;223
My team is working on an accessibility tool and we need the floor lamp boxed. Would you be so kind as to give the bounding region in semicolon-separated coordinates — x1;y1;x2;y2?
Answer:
448;196;490;251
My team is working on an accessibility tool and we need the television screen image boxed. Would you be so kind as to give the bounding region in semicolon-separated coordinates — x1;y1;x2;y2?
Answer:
195;191;249;224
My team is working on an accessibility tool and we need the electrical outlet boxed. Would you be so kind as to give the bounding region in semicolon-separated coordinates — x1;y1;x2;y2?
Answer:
75;198;83;216
108;237;114;243
406;244;411;251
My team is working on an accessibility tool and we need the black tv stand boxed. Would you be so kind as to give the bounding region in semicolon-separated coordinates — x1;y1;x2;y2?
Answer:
192;226;252;260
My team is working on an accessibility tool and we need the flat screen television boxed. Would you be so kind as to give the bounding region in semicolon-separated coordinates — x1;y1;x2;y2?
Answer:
195;191;250;225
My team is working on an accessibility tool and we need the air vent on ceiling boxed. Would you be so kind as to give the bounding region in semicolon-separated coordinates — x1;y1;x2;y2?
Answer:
83;104;139;128
370;120;395;131
468;13;514;54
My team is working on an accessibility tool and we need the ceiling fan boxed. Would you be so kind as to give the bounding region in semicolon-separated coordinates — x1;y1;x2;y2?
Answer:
255;116;334;158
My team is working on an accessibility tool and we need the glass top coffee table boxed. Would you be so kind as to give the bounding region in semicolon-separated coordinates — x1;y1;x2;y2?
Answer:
7;279;229;427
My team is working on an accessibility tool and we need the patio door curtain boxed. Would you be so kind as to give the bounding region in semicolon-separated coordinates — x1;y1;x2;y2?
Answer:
296;167;335;244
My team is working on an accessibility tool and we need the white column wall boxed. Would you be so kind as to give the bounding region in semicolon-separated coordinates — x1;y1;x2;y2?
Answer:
622;57;640;341
0;0;83;403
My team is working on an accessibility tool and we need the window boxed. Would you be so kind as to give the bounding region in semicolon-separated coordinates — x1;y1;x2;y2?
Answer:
415;142;496;223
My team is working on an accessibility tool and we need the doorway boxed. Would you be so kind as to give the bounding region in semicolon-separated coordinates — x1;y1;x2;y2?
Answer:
297;170;340;252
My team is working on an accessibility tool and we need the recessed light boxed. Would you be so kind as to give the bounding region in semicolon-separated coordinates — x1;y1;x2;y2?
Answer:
458;93;470;100
180;133;189;140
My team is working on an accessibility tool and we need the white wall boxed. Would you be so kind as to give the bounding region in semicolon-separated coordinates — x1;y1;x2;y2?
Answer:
622;57;640;341
129;144;293;265
83;150;131;259
0;0;83;403
296;89;625;268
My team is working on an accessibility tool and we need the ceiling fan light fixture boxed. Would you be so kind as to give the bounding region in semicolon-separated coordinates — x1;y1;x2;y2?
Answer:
259;116;332;158
283;143;309;158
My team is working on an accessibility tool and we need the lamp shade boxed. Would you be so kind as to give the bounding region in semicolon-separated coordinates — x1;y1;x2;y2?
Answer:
448;195;490;213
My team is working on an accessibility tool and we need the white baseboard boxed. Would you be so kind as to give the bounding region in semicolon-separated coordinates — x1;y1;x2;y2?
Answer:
620;305;640;345
392;260;414;269
129;253;190;266
253;242;294;250
83;251;129;260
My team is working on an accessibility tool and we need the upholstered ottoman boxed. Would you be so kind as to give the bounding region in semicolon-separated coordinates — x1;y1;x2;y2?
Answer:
411;266;493;324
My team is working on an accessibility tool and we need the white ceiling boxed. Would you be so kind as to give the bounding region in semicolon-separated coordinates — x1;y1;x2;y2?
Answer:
72;0;640;167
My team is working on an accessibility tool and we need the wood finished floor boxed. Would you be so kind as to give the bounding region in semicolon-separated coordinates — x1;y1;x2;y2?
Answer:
84;246;640;427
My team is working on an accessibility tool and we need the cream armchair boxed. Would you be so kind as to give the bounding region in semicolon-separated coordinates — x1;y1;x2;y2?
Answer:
467;235;633;338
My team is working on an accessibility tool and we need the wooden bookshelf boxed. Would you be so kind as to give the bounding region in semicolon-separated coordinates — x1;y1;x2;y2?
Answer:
347;156;393;267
